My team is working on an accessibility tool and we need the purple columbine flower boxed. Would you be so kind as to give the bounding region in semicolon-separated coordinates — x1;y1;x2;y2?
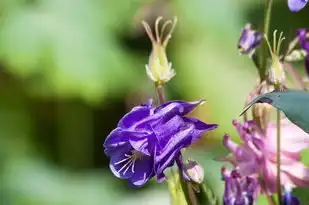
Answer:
288;0;308;12
221;167;259;205
238;24;263;56
297;28;309;76
103;99;217;187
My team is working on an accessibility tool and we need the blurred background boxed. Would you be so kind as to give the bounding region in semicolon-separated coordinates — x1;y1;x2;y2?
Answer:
1;0;309;204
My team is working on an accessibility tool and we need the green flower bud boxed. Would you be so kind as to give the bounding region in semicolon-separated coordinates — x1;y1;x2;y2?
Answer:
142;16;177;85
265;30;286;86
285;49;307;62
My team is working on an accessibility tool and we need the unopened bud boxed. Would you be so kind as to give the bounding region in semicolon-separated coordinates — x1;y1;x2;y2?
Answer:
238;24;263;56
142;16;177;85
265;30;286;86
183;160;204;184
285;49;307;62
268;57;286;86
252;82;274;131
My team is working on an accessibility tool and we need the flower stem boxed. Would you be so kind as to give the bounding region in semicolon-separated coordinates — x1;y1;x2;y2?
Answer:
259;178;275;205
155;84;165;105
276;108;282;204
259;0;274;82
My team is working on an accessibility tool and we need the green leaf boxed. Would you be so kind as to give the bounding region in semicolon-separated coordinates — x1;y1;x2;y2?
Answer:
241;90;309;134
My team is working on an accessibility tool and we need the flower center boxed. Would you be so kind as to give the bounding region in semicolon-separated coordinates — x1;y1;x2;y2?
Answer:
114;150;143;175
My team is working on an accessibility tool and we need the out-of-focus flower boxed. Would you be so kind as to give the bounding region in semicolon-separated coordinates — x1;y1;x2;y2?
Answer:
223;119;309;193
104;100;217;186
221;167;259;205
238;24;263;56
297;28;309;76
266;31;286;86
282;185;300;205
142;16;177;85
288;0;308;12
183;160;204;184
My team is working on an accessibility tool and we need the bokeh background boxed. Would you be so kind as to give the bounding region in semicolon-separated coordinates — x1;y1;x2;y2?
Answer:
1;0;309;204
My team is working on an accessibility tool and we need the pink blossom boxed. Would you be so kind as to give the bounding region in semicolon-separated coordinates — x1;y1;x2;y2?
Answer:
223;119;309;193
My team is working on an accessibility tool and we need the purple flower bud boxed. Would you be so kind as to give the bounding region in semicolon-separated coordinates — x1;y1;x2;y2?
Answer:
183;160;204;184
222;167;258;205
297;28;309;76
288;0;308;12
238;24;263;56
103;100;217;187
283;186;300;205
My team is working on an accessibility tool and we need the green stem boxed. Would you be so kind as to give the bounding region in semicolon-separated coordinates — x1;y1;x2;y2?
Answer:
259;178;275;205
259;0;274;82
276;108;282;204
179;171;193;205
155;84;165;105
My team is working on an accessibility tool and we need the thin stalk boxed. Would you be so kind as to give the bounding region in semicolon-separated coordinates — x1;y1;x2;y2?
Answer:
155;84;165;105
276;109;282;204
259;178;276;205
259;0;274;82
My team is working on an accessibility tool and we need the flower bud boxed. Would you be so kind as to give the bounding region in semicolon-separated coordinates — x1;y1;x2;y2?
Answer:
183;160;204;184
142;16;177;85
251;81;274;132
238;24;263;56
285;49;307;62
282;185;300;205
265;30;286;86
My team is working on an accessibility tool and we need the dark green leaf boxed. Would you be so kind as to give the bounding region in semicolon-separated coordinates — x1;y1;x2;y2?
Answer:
240;90;309;134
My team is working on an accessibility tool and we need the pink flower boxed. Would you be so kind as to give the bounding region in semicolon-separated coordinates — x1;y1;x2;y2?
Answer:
223;119;309;193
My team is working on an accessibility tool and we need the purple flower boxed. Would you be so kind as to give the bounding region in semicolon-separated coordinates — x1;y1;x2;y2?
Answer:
288;0;308;12
238;24;263;56
297;28;309;76
104;100;217;186
221;167;259;205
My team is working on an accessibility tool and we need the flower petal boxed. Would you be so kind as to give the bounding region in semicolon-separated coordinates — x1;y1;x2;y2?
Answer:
109;144;135;179
154;121;195;177
128;155;154;187
104;128;129;156
266;119;309;153
128;131;156;156
118;104;153;129
154;100;205;118
288;0;308;12
183;117;217;143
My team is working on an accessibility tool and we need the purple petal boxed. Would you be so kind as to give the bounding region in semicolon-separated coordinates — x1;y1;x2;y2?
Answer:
109;144;135;179
118;105;153;129
183;117;217;143
297;29;309;50
154;100;205;118
288;0;308;12
154;123;195;176
238;24;263;55
104;128;129;156
128;155;154;187
128;131;156;156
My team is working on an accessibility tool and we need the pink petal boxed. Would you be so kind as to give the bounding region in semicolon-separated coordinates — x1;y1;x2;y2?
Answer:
266;119;309;153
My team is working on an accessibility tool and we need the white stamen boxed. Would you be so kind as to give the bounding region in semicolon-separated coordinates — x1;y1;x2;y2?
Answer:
115;150;143;175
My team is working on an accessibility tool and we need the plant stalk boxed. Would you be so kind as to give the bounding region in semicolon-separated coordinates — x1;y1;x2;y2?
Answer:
276;108;282;204
259;0;274;82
